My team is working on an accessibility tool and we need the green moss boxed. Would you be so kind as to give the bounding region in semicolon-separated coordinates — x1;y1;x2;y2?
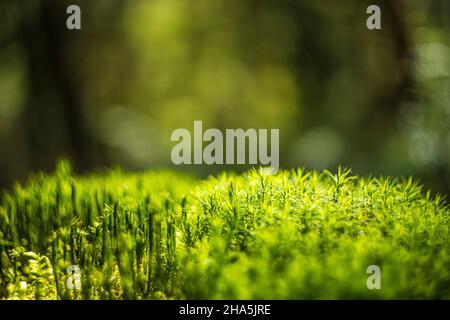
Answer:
0;161;449;299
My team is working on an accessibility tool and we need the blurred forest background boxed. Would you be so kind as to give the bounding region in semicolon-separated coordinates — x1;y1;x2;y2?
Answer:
0;0;449;195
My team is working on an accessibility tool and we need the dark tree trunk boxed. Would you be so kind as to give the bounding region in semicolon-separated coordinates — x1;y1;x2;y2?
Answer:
16;0;102;173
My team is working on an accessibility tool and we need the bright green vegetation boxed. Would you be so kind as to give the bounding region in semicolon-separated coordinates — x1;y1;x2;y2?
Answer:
0;161;449;300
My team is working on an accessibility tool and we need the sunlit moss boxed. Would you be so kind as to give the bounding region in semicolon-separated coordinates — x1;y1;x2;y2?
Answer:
0;161;449;299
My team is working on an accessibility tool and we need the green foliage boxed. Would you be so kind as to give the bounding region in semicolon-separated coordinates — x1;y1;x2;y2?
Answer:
0;161;449;299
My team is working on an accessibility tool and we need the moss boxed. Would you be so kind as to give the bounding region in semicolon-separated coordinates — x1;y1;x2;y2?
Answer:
0;162;449;299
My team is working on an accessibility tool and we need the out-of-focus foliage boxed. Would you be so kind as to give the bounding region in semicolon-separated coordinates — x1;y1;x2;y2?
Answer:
0;0;449;194
0;161;449;299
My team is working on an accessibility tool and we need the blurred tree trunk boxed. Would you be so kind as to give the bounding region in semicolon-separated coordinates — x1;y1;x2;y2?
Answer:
16;0;102;173
362;0;416;139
